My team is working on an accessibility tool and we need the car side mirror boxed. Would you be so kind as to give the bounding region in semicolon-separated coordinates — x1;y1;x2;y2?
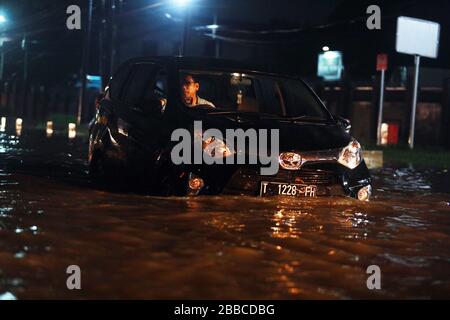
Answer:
334;115;351;133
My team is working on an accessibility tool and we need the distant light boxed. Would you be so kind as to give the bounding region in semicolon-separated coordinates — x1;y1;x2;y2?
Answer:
46;121;53;138
165;13;172;19
317;50;344;81
0;292;17;300
206;24;219;30
16;118;23;136
0;15;6;24
172;0;190;7
68;123;76;139
381;123;389;145
322;46;330;52
86;75;101;81
0;117;5;132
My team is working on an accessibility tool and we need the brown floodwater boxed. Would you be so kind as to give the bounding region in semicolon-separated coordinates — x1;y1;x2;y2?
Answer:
0;127;449;299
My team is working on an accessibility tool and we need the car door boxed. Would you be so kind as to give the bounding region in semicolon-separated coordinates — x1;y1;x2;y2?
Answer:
116;62;169;152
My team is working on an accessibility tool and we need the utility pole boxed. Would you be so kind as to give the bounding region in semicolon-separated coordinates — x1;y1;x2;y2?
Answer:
0;17;7;81
21;33;28;81
77;0;93;125
181;7;191;56
376;53;388;145
0;45;4;81
213;13;219;58
99;0;106;90
109;0;117;78
116;0;123;69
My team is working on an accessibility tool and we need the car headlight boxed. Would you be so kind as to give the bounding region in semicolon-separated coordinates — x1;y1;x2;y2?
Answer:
338;140;362;169
357;185;372;201
203;136;233;158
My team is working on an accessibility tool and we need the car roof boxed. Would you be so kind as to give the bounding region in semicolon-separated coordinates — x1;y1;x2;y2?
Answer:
120;56;298;78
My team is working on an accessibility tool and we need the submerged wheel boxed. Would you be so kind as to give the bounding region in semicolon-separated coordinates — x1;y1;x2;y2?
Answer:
89;150;108;183
157;168;187;196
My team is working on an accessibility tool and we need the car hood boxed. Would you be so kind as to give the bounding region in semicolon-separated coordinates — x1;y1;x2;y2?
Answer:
185;112;352;151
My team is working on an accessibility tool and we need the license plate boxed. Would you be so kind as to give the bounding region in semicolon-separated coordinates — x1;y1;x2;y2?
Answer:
259;182;317;197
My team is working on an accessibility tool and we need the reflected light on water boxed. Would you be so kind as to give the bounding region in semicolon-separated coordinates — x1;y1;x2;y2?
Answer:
271;209;306;239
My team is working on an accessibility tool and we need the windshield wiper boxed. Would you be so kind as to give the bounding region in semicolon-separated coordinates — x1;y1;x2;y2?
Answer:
269;115;330;122
207;111;329;122
288;115;328;121
209;111;281;118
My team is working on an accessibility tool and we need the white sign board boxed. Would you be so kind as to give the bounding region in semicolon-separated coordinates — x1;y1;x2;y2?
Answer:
396;16;440;58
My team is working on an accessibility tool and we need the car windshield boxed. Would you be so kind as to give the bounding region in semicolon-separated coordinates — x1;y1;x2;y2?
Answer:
179;70;330;120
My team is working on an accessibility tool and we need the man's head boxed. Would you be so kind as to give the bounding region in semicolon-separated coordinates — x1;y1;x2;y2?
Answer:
181;74;200;104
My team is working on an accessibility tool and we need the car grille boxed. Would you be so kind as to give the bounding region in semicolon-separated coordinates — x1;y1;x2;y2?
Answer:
222;163;343;196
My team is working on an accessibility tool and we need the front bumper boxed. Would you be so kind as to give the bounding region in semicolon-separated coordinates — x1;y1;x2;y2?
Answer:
180;160;372;200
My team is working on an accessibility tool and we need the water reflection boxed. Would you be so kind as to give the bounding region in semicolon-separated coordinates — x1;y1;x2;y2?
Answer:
0;130;449;299
271;209;306;239
374;167;434;192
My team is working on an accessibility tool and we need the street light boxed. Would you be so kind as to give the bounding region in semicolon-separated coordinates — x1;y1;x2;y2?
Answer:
206;24;219;30
322;46;330;52
173;0;191;7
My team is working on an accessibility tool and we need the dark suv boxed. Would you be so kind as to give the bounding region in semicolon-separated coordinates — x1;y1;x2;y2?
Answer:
88;56;372;200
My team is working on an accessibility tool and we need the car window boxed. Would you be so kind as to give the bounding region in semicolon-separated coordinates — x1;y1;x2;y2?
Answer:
279;79;327;118
254;78;284;116
110;64;132;100
144;68;168;100
178;70;330;119
122;63;157;102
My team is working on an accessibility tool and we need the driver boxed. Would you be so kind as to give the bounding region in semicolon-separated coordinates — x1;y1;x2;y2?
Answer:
181;74;215;108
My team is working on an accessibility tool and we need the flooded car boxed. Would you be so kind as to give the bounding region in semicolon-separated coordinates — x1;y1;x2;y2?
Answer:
88;57;371;200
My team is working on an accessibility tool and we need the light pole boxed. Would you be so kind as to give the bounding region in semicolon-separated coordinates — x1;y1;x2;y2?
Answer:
21;33;28;81
0;13;7;81
172;0;192;56
77;0;93;125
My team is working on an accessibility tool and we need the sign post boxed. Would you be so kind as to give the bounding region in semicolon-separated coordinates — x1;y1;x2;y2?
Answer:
395;16;440;149
376;53;388;146
409;55;421;149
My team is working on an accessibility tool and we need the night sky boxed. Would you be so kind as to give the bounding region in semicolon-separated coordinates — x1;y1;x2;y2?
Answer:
0;0;448;83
